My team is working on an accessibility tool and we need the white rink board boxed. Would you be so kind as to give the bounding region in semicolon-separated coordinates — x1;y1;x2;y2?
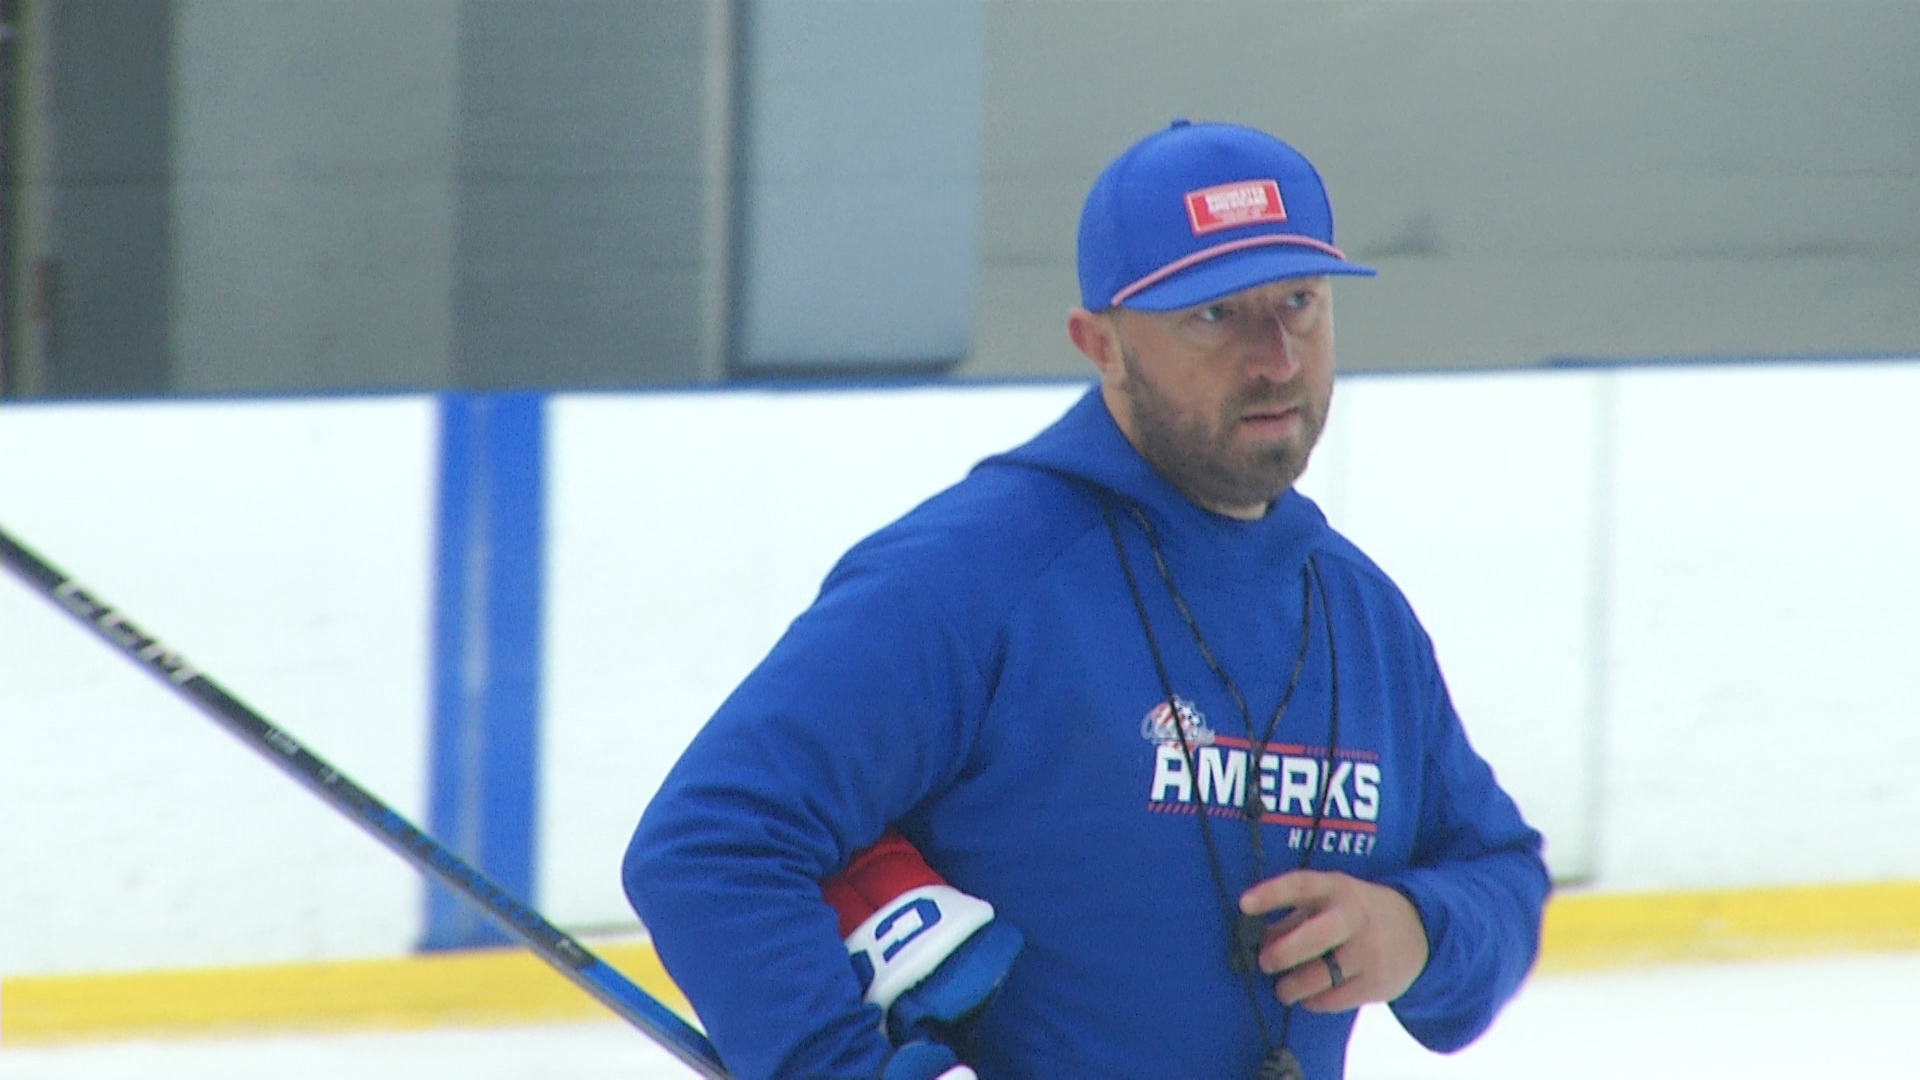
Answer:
1305;371;1606;879
538;384;1086;929
0;398;436;975
6;362;1920;974
1599;362;1920;890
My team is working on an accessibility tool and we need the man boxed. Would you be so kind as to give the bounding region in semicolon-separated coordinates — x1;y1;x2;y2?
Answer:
625;120;1549;1080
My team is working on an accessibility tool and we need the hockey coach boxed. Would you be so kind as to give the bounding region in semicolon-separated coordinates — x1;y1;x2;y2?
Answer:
625;119;1550;1080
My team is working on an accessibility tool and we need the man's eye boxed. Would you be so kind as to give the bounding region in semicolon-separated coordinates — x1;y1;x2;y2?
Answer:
1285;290;1314;309
1196;304;1229;324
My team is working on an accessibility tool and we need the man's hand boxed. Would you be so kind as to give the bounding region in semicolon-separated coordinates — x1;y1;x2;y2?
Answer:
1238;869;1429;1012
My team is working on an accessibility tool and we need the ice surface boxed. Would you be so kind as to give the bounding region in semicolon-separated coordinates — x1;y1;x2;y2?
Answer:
5;951;1916;1079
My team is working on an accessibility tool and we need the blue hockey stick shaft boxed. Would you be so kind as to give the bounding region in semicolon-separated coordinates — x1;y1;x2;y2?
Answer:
0;524;729;1079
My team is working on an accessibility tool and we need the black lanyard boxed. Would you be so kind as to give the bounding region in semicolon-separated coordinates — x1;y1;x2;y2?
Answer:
1095;491;1343;1080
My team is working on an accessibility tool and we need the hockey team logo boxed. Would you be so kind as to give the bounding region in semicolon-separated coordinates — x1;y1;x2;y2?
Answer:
1140;697;1215;748
1145;736;1385;858
1184;179;1287;235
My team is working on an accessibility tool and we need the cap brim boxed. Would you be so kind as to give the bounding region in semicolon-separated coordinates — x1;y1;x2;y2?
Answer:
1119;247;1376;312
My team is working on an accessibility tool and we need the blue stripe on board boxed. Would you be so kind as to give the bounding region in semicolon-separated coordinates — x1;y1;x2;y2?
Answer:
422;392;545;951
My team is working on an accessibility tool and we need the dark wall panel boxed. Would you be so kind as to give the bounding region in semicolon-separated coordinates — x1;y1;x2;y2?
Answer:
47;0;171;395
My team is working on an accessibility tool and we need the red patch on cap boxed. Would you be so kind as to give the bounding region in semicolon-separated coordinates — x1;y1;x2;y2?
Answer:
1184;180;1287;236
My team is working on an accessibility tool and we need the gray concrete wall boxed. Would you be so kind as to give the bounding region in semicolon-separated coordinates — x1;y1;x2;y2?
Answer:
40;0;173;396
169;0;459;393
967;1;1920;378
453;0;727;389
159;0;727;394
120;0;729;395
20;0;1916;397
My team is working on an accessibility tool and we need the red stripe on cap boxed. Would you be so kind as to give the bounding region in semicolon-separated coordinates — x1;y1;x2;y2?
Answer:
1109;234;1350;308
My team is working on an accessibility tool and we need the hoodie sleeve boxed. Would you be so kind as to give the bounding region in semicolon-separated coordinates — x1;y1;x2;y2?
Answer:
622;552;990;1080
1375;644;1552;1053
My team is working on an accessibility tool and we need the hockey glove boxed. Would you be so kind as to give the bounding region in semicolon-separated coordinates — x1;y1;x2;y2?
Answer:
822;829;1024;1048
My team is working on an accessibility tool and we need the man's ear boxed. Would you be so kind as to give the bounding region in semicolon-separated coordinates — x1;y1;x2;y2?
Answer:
1067;308;1121;380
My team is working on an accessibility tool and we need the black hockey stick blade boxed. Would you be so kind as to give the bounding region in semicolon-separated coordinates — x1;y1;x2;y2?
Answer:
0;523;729;1079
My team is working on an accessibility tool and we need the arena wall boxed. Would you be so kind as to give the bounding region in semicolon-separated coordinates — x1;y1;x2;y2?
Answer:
4;361;1918;980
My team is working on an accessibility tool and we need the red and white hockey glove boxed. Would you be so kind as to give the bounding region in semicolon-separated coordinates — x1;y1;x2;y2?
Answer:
822;829;1024;1049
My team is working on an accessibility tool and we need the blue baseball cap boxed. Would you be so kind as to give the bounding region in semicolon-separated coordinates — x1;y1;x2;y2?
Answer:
1077;120;1375;312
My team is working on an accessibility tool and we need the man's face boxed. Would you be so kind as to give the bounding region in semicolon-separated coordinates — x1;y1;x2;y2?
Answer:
1076;277;1337;519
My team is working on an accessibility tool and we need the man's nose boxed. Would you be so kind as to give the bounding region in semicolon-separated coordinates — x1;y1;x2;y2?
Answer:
1241;313;1300;381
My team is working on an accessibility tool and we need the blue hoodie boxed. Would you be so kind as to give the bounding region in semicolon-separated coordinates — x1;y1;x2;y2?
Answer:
625;387;1549;1080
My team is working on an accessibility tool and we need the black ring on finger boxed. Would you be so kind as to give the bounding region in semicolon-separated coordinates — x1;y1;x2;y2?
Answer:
1323;951;1346;988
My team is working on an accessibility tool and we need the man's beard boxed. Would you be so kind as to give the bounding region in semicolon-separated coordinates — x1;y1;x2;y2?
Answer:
1119;341;1326;516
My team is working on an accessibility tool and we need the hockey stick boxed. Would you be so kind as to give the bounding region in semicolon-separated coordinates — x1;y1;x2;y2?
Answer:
0;523;730;1079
